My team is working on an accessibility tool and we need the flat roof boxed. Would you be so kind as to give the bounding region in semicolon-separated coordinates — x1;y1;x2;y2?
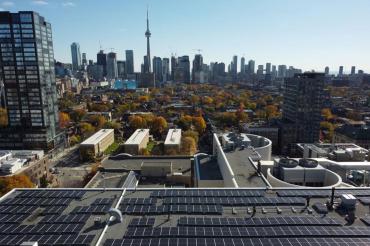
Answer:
164;129;181;146
80;129;114;146
224;149;266;187
3;187;370;245
124;129;150;145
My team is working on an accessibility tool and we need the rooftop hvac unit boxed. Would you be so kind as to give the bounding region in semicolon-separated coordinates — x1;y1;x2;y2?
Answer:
278;158;299;168
298;159;318;168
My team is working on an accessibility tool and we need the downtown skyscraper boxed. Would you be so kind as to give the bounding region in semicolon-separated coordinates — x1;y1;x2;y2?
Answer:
0;11;62;151
125;50;134;74
70;42;81;71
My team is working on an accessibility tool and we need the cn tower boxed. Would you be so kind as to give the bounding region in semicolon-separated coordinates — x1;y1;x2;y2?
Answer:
145;8;151;73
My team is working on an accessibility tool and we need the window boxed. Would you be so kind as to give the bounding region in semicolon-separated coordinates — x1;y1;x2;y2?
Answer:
20;14;32;23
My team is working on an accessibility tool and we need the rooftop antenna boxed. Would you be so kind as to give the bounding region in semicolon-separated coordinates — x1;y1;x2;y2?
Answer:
193;49;203;55
99;41;103;51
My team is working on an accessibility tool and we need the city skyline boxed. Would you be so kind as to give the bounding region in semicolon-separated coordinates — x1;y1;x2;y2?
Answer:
1;0;369;73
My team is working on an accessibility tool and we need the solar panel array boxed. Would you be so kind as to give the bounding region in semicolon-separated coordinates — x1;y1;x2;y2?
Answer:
2;197;72;206
0;224;83;235
163;197;305;206
15;190;85;199
40;214;90;224
0;190;94;246
0;214;29;224
178;216;342;227
122;198;157;205
120;204;223;215
71;205;111;214
128;218;156;227
0;234;94;246
104;237;370;246
124;226;370;238
150;189;264;197
277;189;370;198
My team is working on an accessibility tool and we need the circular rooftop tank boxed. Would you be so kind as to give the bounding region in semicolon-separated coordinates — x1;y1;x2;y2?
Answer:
278;158;299;168
298;158;319;168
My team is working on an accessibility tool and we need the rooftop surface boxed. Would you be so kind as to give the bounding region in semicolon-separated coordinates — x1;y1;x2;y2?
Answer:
224;149;267;187
124;129;149;145
80;129;114;146
164;129;181;146
3;187;370;245
196;155;223;181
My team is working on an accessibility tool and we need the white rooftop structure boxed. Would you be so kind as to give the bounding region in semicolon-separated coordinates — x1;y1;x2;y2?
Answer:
124;129;150;145
164;129;182;146
81;129;114;146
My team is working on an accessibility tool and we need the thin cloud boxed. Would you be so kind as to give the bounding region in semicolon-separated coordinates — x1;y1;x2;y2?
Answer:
32;0;48;5
0;7;4;11
62;2;75;7
1;1;14;7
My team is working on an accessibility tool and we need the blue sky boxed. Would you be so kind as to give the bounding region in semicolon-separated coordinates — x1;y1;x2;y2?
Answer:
1;0;370;73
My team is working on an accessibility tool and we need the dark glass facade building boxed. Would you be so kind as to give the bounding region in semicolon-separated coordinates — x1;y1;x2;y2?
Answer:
0;11;63;151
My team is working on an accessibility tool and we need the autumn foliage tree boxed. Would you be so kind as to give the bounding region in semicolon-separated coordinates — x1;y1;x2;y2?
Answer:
0;107;8;128
0;175;34;196
129;115;147;129
151;116;168;136
59;112;71;129
180;136;197;155
79;122;95;138
192;116;206;134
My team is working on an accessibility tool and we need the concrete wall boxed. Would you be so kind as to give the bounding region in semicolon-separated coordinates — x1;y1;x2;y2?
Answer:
247;134;272;161
266;168;342;188
213;134;238;187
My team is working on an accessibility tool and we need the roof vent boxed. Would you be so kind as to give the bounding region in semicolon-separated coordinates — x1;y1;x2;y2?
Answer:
108;208;123;222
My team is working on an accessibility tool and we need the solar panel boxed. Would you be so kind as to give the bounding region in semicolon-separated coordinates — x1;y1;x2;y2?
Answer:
128;218;156;227
177;216;341;227
120;205;223;215
14;190;86;199
124;226;370;239
71;205;110;214
162;196;305;206
92;198;115;205
42;205;68;215
122;198;157;205
39;214;90;224
150;189;264;198
277;189;370;198
104;237;370;246
361;216;370;226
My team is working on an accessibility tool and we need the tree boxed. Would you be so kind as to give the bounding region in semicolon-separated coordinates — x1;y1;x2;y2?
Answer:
320;121;335;142
178;115;193;131
265;105;279;120
192;116;206;134
138;95;149;103
79;122;95;138
83;162;101;186
0;107;8;128
183;130;199;143
39;175;49;188
0;175;34;196
70;109;86;122
321;108;333;120
202;96;214;105
129;115;147;129
59;112;71;129
139;148;150;156
87;115;107;129
190;95;200;105
103;121;122;131
181;137;197;155
69;135;81;146
151;116;168;136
